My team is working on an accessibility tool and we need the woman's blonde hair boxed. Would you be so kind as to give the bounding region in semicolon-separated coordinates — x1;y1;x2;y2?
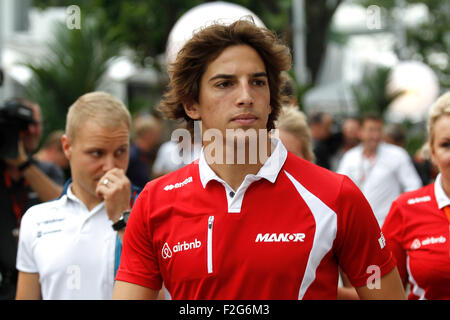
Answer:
65;91;131;142
427;91;450;144
275;105;315;162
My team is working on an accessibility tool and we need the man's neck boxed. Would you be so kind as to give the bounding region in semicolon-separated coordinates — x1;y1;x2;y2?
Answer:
362;145;378;159
70;182;102;211
205;137;272;191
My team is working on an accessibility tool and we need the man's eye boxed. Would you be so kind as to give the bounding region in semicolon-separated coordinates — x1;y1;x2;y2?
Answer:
115;148;127;156
216;81;232;88
91;151;103;157
252;79;267;86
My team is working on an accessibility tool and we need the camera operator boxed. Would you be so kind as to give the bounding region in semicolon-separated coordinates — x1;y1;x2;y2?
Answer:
0;98;64;299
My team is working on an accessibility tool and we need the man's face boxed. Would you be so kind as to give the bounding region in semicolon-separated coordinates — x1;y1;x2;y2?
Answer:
62;119;130;202
342;118;360;146
185;44;271;140
310;114;332;141
320;114;333;139
22;103;42;153
140;128;162;152
360;119;383;152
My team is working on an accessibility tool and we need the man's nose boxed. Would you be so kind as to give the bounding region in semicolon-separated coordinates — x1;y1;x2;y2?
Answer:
102;154;116;171
236;82;254;107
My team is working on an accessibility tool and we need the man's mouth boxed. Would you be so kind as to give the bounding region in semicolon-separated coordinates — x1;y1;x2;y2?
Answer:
231;114;258;125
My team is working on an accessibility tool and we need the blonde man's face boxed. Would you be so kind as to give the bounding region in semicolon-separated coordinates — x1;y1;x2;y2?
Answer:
62;119;130;203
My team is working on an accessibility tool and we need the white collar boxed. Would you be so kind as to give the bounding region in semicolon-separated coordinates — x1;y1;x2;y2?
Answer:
198;137;288;189
66;183;105;214
66;183;81;204
434;173;450;209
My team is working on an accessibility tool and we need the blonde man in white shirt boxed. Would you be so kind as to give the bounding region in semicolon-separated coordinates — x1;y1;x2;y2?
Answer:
15;92;136;300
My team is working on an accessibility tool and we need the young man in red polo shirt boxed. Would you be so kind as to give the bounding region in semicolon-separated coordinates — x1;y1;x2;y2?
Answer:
113;20;405;300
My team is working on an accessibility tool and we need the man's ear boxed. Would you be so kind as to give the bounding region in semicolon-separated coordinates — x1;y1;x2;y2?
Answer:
183;101;201;120
61;134;72;160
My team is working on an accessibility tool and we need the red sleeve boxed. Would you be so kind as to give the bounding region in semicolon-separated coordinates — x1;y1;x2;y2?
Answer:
382;200;408;284
335;176;396;288
115;187;163;290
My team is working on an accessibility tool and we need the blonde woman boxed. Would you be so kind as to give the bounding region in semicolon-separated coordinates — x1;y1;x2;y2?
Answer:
275;105;315;162
382;91;450;299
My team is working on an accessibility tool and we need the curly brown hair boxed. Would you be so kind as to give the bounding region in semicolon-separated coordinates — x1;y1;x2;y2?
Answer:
158;19;292;134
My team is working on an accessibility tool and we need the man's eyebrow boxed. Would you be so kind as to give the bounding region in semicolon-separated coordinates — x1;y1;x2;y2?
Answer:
252;72;268;78
208;72;268;82
208;74;234;82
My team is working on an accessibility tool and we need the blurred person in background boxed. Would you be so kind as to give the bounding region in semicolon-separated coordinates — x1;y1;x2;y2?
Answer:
279;71;298;107
0;98;64;300
329;116;361;172
15;92;140;300
337;112;422;227
308;111;341;169
413;142;439;186
276;73;314;162
383;122;406;147
276;105;315;162
383;123;437;186
152;120;202;179
126;114;162;189
35;129;69;174
340;117;361;151
382;91;450;299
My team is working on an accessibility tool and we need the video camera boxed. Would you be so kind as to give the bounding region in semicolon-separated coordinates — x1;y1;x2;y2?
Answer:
0;100;35;159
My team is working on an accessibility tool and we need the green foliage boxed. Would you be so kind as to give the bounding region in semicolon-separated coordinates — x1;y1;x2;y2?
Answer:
33;0;295;65
351;65;395;117
404;1;450;89
402;120;426;156
23;19;120;138
83;0;293;66
286;68;312;112
351;64;426;155
87;0;206;65
357;0;450;90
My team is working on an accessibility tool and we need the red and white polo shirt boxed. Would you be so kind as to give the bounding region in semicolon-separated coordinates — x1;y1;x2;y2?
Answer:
382;174;450;300
116;139;395;299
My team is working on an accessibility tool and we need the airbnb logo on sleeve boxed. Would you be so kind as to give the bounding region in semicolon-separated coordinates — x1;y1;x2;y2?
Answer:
161;239;202;259
162;243;173;259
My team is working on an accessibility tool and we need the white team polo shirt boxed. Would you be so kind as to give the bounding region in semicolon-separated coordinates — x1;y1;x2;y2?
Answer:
16;185;117;300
